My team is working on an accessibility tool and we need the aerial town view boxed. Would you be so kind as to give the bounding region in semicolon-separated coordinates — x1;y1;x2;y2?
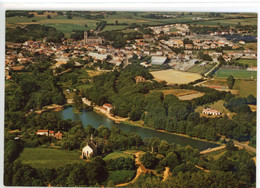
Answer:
4;11;257;187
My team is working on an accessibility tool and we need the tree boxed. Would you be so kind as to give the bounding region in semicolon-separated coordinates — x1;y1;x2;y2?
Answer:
140;152;158;169
227;75;235;89
47;15;51;19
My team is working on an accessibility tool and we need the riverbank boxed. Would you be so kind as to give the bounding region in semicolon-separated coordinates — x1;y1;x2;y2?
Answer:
80;98;234;149
123;120;221;146
81;98;221;147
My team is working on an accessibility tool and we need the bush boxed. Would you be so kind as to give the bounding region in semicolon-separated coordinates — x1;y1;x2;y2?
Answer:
106;170;136;184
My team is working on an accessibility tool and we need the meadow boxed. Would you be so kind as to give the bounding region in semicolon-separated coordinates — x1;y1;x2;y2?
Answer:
16;147;85;169
103;151;133;161
237;59;257;67
233;79;257;97
214;68;257;79
6;11;257;38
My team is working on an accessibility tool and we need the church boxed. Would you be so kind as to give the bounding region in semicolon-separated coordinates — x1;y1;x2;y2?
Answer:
84;31;103;45
82;135;98;159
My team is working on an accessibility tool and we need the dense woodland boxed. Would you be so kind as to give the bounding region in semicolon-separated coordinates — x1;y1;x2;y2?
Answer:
5;56;66;112
6;24;65;43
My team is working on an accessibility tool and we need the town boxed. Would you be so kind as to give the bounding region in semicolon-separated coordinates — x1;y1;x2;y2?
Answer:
4;11;257;187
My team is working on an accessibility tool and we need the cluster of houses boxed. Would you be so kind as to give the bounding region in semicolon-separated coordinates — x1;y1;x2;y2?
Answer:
5;21;257;81
36;129;63;140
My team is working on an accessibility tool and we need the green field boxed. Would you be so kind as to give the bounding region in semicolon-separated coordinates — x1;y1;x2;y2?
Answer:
214;68;257;79
233;79;257;97
16;147;85;169
103;151;133;161
237;59;257;67
6;11;257;37
187;63;215;74
195;17;257;26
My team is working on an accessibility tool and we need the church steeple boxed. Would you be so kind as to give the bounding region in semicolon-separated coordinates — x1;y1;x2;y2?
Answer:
90;134;93;143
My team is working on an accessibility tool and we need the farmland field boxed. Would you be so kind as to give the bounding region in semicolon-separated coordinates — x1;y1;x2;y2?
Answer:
214;68;257;79
151;69;202;84
155;89;204;100
233;79;257;97
16;147;85;169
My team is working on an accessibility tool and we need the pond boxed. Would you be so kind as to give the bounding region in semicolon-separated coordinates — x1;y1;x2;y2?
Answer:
58;107;219;151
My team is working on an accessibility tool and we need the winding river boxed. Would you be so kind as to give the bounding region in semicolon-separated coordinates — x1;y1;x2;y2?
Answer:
58;107;219;151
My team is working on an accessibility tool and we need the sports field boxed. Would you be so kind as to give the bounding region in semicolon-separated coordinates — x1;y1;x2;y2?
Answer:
214;68;257;79
16;147;85;169
151;69;202;84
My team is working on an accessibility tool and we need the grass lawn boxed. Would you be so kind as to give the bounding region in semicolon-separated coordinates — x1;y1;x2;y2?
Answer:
187;63;215;74
16;147;85;169
214;68;257;79
237;59;257;67
103;151;134;161
233;79;257;97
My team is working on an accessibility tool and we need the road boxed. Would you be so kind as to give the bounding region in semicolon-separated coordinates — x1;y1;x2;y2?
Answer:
204;61;220;77
200;145;226;155
162;167;171;182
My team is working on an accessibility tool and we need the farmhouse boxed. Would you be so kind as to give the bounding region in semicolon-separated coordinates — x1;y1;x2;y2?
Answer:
55;131;63;140
36;130;49;136
135;76;146;83
202;108;221;116
82;135;97;159
102;103;113;113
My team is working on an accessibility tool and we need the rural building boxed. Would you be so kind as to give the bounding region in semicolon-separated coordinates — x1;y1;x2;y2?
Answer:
151;56;167;65
82;135;97;159
202;108;221;116
102;103;113;113
55;131;63;140
36;130;49;136
84;31;103;45
135;76;146;83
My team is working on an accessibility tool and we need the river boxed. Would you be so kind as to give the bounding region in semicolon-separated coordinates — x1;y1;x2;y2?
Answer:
58;107;219;151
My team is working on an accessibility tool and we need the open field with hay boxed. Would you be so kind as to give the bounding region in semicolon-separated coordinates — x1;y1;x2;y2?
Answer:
151;69;202;85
